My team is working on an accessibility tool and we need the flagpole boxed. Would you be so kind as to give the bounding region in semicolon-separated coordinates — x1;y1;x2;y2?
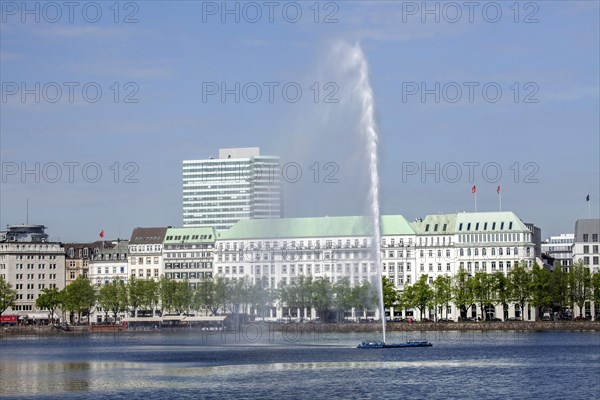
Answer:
499;191;502;212
474;192;477;212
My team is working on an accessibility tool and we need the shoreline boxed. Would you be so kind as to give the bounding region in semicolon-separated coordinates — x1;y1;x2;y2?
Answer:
2;321;599;337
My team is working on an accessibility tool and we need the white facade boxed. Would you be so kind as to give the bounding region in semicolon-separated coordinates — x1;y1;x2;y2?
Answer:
89;240;129;285
128;228;168;281
183;147;282;231
214;212;537;321
542;233;574;269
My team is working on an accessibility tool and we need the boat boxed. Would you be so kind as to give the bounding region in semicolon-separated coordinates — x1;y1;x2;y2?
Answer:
357;340;432;349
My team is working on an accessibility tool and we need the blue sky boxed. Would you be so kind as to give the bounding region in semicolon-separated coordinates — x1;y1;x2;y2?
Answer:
1;1;598;242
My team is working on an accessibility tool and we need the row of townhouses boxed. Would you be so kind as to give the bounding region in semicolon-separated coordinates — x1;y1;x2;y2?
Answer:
1;213;599;323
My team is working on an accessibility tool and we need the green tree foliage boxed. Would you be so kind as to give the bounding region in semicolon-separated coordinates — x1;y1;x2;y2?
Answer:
127;276;144;317
549;262;569;309
452;267;474;319
0;275;17;316
381;277;398;310
530;263;552;319
433;275;452;320
508;261;531;318
403;275;433;319
569;260;592;317
592;272;600;306
35;287;62;324
62;276;96;324
470;272;498;321
97;280;128;321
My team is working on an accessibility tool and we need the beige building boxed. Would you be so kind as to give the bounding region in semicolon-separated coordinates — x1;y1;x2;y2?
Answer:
0;225;65;322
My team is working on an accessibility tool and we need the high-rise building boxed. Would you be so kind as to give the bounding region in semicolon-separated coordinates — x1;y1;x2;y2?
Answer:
183;147;282;231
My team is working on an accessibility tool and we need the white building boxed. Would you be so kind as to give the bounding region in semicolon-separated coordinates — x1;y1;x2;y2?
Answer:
214;211;537;321
0;225;65;322
89;240;129;285
128;227;168;281
542;233;574;269
183;147;282;231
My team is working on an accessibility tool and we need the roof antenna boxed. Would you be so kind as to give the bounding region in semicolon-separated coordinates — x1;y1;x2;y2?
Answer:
26;198;29;224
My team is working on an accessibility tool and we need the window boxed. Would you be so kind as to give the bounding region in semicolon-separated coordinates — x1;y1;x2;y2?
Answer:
583;234;588;242
583;245;590;254
593;234;598;242
447;263;451;271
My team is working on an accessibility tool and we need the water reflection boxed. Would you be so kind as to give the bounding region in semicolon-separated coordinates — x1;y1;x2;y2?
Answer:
0;331;598;399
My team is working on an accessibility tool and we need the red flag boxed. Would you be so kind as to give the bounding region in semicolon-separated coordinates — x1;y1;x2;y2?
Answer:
472;185;476;194
99;230;104;238
497;185;501;194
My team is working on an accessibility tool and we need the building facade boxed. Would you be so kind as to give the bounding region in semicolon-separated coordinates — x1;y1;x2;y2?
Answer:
214;211;537;321
163;227;216;290
89;240;129;286
64;242;104;285
572;219;600;274
542;233;574;269
128;227;168;281
0;225;65;321
183;147;282;231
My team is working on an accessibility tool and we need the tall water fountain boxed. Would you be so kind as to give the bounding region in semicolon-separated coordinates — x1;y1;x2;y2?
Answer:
348;43;386;343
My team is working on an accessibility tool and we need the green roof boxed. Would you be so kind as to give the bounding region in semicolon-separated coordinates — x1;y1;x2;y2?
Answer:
218;215;415;240
454;211;529;233
412;212;528;234
164;227;216;244
411;214;457;234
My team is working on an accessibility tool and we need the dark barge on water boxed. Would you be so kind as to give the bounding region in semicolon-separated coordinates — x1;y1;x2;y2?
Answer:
357;340;432;349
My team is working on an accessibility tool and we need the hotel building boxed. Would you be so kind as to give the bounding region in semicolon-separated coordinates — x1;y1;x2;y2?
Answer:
0;225;65;321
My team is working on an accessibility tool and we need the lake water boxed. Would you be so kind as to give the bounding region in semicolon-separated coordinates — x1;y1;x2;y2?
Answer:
1;328;599;399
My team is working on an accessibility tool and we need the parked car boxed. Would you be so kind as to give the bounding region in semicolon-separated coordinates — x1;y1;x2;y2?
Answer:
487;317;502;322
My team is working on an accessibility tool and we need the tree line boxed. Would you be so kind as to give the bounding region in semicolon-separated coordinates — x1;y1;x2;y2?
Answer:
391;260;600;320
1;260;599;324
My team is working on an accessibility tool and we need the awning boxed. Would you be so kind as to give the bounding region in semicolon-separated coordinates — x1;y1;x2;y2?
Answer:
26;313;54;319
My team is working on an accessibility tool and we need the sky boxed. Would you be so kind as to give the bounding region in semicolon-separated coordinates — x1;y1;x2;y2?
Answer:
1;1;599;242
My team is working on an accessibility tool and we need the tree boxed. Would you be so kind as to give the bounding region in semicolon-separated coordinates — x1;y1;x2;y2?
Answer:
172;281;193;315
194;278;217;316
140;279;159;316
351;280;377;319
470;272;498;321
381;277;398;318
159;276;176;314
311;277;333;321
62;276;96;324
35;287;62;324
333;277;353;322
97;280;128;322
494;272;510;320
592;272;600;313
127;276;144;317
549;262;569;310
404;275;433;320
433;275;452;320
530;263;551;319
508;261;531;319
569;260;592;317
0;275;17;316
452;267;474;320
213;276;232;315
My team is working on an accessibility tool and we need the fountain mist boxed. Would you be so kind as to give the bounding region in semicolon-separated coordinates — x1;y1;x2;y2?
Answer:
346;43;386;343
